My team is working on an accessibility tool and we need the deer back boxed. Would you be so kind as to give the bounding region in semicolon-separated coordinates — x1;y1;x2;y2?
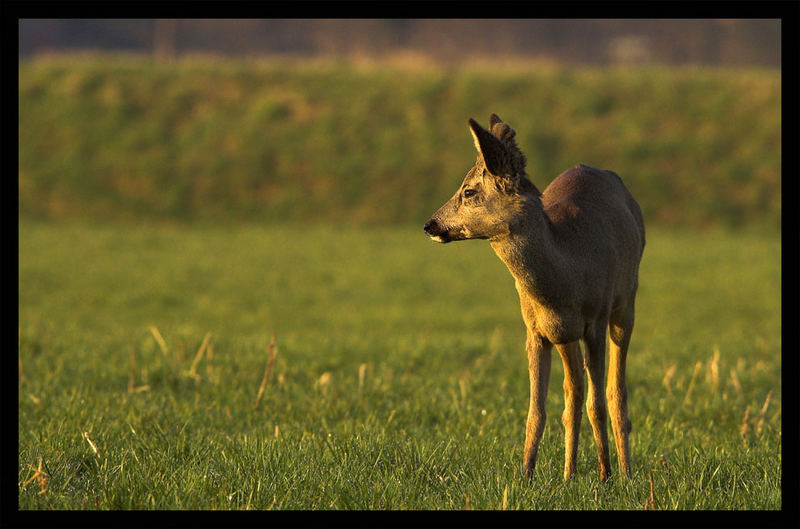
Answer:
541;163;645;312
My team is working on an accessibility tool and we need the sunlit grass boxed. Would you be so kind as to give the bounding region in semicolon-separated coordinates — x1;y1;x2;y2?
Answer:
19;221;780;509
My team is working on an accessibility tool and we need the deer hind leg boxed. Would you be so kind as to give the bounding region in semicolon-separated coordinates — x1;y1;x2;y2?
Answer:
556;341;584;481
583;325;612;482
608;305;635;478
523;333;552;480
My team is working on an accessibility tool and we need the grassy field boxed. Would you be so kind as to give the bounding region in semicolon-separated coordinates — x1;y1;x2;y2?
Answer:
19;56;780;230
18;220;781;510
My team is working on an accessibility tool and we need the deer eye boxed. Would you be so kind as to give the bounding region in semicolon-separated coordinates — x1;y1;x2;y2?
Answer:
463;188;477;198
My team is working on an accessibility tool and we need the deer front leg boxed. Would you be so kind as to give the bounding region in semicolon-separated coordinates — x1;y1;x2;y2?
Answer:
584;328;612;482
556;341;585;481
523;333;552;480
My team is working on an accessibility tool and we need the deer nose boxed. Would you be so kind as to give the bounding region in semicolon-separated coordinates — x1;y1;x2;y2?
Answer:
423;219;437;235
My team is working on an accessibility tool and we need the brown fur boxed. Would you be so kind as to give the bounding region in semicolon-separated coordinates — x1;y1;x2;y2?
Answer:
424;114;645;481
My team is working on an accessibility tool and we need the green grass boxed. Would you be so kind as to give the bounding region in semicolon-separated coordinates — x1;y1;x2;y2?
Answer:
19;55;780;230
18;221;781;509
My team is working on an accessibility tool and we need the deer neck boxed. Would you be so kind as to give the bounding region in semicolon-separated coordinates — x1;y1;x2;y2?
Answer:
489;198;569;307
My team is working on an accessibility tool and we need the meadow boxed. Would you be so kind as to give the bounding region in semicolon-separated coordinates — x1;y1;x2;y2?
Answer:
18;221;781;510
17;55;782;511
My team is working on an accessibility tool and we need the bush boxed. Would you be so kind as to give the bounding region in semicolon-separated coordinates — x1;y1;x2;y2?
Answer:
19;56;780;230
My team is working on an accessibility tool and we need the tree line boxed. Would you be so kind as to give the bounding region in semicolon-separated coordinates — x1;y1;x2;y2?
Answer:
20;19;780;67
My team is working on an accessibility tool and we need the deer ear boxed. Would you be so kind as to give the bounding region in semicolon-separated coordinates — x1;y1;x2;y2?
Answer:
468;118;507;176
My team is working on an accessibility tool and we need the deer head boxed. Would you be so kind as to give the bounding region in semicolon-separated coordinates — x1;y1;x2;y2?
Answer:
423;114;540;243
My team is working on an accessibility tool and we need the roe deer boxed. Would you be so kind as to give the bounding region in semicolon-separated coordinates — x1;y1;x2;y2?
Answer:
423;114;645;481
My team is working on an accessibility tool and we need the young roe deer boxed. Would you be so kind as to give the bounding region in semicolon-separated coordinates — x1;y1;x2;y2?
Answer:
423;114;645;481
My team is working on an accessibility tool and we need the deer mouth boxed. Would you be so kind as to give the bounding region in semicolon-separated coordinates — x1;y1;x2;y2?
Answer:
423;219;453;243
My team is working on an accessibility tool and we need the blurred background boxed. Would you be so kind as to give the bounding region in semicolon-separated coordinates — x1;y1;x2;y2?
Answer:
19;19;781;230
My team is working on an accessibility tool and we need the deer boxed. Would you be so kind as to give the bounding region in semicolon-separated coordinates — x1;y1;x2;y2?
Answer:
423;114;645;482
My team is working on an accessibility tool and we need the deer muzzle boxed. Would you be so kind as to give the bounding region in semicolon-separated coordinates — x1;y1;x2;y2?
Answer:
423;218;452;243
